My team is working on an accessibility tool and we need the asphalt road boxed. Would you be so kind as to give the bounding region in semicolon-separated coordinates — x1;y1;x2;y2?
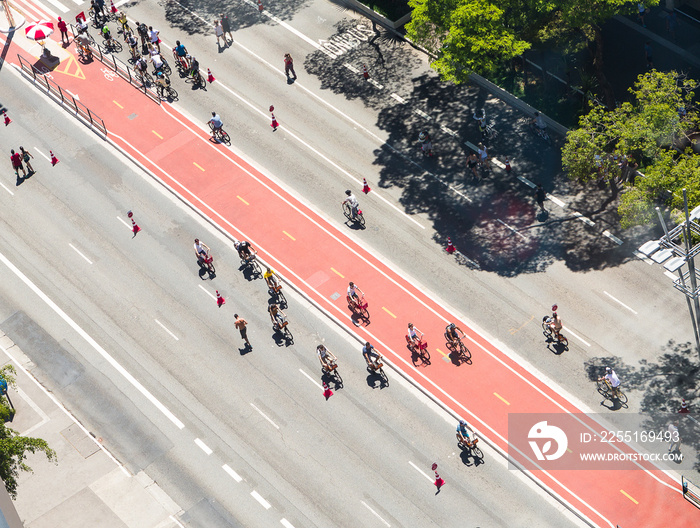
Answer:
0;67;584;527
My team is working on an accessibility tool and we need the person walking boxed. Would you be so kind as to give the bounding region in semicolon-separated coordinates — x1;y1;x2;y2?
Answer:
477;142;490;171
19;147;34;174
57;17;69;45
284;53;297;80
148;26;160;53
136;22;148;50
215;20;225;47
638;2;647;27
467;151;479;181
234;314;251;349
644;41;653;69
668;421;681;453
221;13;233;43
535;183;546;213
10;149;25;178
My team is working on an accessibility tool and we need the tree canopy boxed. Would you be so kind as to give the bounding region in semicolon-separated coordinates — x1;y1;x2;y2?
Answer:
561;70;700;227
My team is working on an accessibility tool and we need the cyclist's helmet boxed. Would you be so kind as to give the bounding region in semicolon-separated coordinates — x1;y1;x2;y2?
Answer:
176;40;181;46
345;190;352;196
605;367;611;373
449;323;456;329
419;131;426;141
459;419;467;426
211;111;216;117
534;111;540;116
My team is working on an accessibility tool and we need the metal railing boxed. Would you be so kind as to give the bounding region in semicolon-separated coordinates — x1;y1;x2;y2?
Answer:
17;54;108;136
69;23;160;104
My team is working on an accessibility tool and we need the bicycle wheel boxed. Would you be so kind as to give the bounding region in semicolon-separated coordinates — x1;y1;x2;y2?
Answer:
166;87;178;100
542;317;553;337
615;389;628;404
162;60;172;75
111;39;123;52
471;446;484;459
141;72;153;86
459;342;472;363
356;211;366;227
596;380;611;399
283;326;293;342
342;203;352;221
276;290;287;307
220;129;231;144
558;335;569;347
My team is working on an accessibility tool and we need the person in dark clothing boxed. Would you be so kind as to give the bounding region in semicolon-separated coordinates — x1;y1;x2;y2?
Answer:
535;183;546;213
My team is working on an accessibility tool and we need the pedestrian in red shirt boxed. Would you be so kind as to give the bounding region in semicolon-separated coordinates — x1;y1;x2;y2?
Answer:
57;17;69;45
284;53;297;80
10;149;26;178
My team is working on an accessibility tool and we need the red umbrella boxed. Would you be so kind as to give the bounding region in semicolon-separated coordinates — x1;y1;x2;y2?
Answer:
25;21;54;42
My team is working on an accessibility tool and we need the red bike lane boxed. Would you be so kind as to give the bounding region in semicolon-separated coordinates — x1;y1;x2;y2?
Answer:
7;37;698;528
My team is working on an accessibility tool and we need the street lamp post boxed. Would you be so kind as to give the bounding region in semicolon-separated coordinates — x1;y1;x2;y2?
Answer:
638;189;700;356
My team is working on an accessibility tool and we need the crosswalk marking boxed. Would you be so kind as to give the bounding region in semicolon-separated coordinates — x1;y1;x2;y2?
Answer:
13;0;58;22
38;0;70;14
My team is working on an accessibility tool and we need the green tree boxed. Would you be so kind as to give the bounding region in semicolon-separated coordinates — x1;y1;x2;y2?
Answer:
405;0;659;106
0;365;56;498
562;70;700;227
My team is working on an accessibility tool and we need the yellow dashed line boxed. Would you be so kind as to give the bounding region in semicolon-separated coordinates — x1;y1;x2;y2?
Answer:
619;490;638;504
435;348;449;358
381;307;396;318
152;130;163;139
283;231;296;241
330;267;345;278
493;392;510;405
113;101;124;109
237;195;249;205
193;162;205;172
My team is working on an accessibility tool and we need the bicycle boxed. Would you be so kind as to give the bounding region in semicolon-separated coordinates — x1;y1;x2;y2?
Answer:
457;433;483;459
406;335;431;365
76;42;93;62
267;280;287;307
135;68;153;86
103;33;123;53
197;253;215;274
530;123;552;145
365;355;389;385
542;316;568;347
240;253;262;276
473;110;497;140
347;294;369;320
596;379;628;404
342;202;365;227
209;122;231;144
157;82;178;101
444;332;471;364
172;48;189;72
320;357;342;387
272;317;293;342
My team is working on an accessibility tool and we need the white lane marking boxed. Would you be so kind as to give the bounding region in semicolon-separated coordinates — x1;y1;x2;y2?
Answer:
633;250;653;264
573;211;595;226
299;368;323;390
68;243;93;264
250;490;271;510
517;175;534;187
390;93;406;103
154;319;179;340
250;402;280;429
0;342;129;475
41;0;69;13
222;464;243;483
548;195;565;208
194;438;213;455
34;147;50;161
21;0;58;20
368;79;384;89
168;515;186;528
413;109;431;120
439;124;457;137
561;326;590;347
360;501;391;527
117;216;132;230
603;291;638;315
664;270;678;281
16;386;50;436
491;158;505;169
496;218;527;241
408;461;433;482
280;519;295;528
72;0;85;5
0;251;186;430
198;284;216;300
66;89;80;100
0;181;15;196
343;63;359;74
602;230;623;245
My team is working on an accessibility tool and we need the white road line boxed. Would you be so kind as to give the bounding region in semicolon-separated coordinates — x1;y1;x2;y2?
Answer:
72;0;85;4
117;216;131;230
633;250;654;265
491;158;505;169
603;291;638;315
343;63;359;74
413;109;431;120
572;211;595;226
198;284;217;300
33;147;50;161
390;93;406;103
0;181;15;196
168;515;186;528
408;461;433;482
548;195;566;208
299;368;323;389
194;438;213;455
562;326;590;347
68;243;93;264
517;175;534;187
17;0;58;21
368;79;384;89
0;250;186;429
602;230;623;245
360;501;391;527
16;386;50;436
250;490;271;510
0;342;129;475
280;519;295;528
154;319;179;340
222;464;243;483
496;218;527;241
250;402;280;429
439;124;457;137
664;270;678;281
41;0;69;13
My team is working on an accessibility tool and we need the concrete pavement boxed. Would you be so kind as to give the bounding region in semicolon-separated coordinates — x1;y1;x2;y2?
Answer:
0;331;184;528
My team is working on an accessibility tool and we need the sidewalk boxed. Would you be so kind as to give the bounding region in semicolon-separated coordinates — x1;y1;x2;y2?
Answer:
0;329;183;528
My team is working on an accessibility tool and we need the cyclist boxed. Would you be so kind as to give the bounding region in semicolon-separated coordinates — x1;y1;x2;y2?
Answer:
342;190;360;220
347;281;363;306
264;267;281;291
117;11;129;33
235;240;256;262
419;130;433;157
76;16;90;37
136;21;148;48
150;52;165;75
473;108;488;139
362;341;381;369
599;367;621;397
189;55;200;80
456;420;471;446
531;111;547;131
407;323;423;348
317;344;337;371
77;35;92;59
101;23;112;43
174;40;189;68
209;112;223;137
126;31;138;58
268;303;286;329
548;305;563;340
445;323;465;345
154;69;169;95
134;56;148;77
193;238;210;264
